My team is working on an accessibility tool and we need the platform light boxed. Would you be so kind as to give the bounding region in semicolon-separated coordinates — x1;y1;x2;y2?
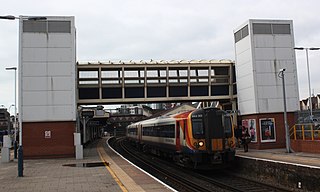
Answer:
278;69;290;153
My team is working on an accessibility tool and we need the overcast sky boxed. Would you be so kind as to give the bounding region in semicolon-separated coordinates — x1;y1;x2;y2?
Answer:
1;0;320;112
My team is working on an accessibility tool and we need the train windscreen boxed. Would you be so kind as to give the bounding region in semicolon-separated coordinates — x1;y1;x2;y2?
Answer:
192;118;205;139
191;111;205;139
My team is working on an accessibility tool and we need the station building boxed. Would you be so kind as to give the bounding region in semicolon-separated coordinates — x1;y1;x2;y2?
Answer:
16;16;312;158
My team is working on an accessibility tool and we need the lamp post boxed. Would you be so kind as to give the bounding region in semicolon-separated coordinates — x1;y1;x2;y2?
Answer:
278;69;290;153
1;15;47;177
8;104;14;136
6;67;17;159
294;47;320;121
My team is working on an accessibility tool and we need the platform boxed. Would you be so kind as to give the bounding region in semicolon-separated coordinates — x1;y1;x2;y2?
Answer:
236;148;320;169
0;138;173;192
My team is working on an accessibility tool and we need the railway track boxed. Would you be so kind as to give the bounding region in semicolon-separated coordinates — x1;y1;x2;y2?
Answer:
110;137;214;191
109;137;291;192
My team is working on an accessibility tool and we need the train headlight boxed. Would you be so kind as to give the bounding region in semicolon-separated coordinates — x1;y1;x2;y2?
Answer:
198;141;204;147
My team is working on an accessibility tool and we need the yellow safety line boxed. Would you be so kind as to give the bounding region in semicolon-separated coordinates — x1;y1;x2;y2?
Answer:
97;142;128;192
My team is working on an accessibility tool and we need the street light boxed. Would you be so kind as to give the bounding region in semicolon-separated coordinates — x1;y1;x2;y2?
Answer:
6;67;17;159
294;47;320;121
1;15;47;177
278;69;290;153
6;104;14;138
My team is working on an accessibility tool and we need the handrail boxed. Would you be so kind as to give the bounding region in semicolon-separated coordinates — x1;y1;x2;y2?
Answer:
291;123;320;141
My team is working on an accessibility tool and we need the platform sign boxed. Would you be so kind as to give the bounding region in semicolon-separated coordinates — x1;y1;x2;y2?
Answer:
45;131;51;139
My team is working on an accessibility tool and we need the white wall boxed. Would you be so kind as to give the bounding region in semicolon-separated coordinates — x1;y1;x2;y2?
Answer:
234;19;300;115
20;16;76;122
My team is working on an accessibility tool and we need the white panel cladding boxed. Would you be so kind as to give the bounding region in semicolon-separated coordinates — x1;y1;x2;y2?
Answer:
254;36;293;48
23;77;48;91
235;51;252;68
23;62;73;77
256;73;296;86
48;62;73;76
20;16;76;122
255;60;296;73
23;47;73;62
258;97;299;113
23;76;73;91
49;76;74;90
254;48;275;60
237;86;255;102
234;19;299;115
257;85;282;99
23;91;73;107
235;36;251;54
22;62;47;77
236;74;254;90
47;48;73;61
23;31;73;48
47;91;74;105
274;35;293;47
287;97;300;111
234;21;257;115
22;33;48;47
274;48;293;60
238;100;257;115
22;105;75;122
22;48;47;62
236;63;253;79
258;98;283;113
256;73;280;86
23;92;47;106
254;35;274;47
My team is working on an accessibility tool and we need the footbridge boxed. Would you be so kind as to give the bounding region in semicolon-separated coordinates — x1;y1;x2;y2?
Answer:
77;59;237;108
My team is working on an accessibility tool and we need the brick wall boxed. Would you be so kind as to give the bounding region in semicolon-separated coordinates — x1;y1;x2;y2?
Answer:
291;140;320;153
23;121;76;159
241;112;296;150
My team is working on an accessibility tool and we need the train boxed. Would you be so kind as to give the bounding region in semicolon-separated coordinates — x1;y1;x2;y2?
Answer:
126;107;235;169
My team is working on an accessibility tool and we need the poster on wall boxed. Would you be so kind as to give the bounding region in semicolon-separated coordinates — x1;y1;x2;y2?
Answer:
242;119;257;142
260;118;276;142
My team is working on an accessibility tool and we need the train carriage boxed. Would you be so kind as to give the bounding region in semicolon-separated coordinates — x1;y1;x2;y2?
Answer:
126;107;235;169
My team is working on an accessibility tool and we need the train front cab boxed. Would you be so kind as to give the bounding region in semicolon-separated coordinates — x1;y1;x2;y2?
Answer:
188;108;235;169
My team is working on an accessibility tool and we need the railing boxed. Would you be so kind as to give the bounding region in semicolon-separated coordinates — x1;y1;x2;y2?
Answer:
290;124;320;141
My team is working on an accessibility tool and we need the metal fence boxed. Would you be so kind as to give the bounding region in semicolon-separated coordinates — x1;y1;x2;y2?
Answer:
290;123;320;141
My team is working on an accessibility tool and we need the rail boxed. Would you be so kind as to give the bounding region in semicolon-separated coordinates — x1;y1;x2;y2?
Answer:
290;123;320;141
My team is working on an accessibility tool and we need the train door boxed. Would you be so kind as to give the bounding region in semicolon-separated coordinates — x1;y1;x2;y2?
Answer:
138;124;142;144
176;121;181;151
180;120;186;147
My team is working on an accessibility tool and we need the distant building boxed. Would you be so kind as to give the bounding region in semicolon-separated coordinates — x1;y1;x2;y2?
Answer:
0;108;10;131
299;94;320;111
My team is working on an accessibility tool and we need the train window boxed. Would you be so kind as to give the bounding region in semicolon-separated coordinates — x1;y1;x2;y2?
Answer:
128;128;137;135
142;127;153;136
192;119;205;139
143;124;175;138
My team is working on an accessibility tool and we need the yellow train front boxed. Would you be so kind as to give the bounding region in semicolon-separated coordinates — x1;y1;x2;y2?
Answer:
126;107;235;169
177;107;235;169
